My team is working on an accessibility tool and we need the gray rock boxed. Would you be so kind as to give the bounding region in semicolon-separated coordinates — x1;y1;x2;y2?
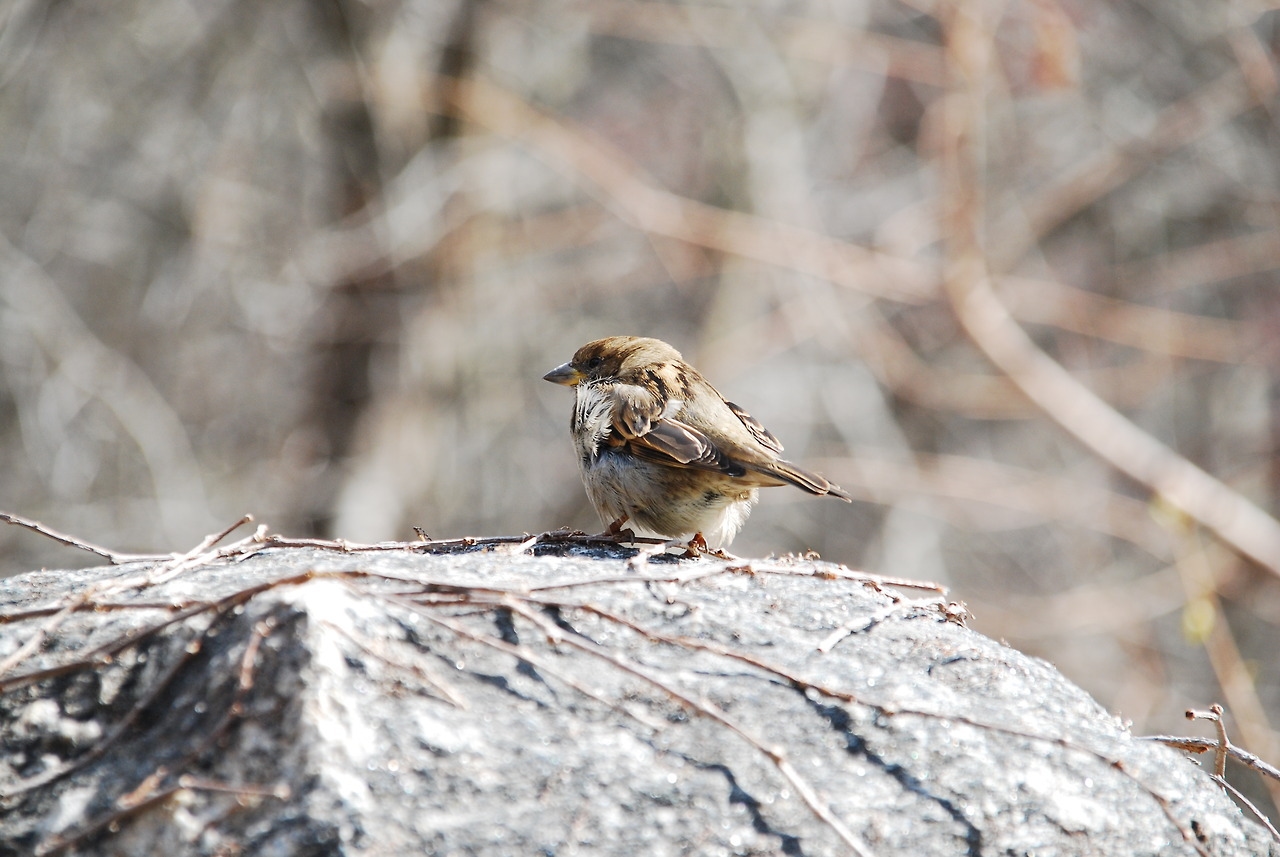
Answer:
0;543;1273;856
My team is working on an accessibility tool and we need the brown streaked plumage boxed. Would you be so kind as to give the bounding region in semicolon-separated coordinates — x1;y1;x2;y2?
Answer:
543;336;851;551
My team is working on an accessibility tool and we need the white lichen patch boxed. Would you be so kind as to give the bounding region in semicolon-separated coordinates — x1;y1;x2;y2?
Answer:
283;580;386;813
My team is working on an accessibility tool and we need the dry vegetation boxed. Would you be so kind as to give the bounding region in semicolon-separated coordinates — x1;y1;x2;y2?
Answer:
0;0;1278;823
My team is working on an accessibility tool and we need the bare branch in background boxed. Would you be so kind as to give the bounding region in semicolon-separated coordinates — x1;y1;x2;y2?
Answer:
0;234;211;545
442;76;935;304
935;1;1280;580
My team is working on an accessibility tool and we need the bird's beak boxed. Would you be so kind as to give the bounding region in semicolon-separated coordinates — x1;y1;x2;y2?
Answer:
543;362;583;386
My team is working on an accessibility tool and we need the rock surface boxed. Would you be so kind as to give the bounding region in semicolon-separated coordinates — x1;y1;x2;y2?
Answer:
0;541;1273;856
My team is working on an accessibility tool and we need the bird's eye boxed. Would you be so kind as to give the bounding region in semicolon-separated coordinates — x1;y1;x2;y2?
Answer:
586;356;603;369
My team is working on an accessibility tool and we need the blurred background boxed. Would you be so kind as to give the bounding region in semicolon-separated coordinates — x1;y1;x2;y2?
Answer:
1;0;1279;821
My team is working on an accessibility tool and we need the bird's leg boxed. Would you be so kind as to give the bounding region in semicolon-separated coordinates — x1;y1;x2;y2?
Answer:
589;515;633;542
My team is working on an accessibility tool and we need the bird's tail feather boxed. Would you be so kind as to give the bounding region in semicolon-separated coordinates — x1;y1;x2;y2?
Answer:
755;460;853;501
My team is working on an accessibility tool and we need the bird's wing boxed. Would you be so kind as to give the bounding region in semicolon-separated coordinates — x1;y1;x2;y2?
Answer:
630;418;739;472
608;381;853;500
724;400;784;454
679;386;851;498
608;383;740;474
608;383;668;439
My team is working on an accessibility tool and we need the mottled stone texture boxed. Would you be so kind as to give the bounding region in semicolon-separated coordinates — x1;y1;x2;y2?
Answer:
0;545;1273;856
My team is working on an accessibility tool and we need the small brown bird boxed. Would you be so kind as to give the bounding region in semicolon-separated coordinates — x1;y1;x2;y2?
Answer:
543;336;851;552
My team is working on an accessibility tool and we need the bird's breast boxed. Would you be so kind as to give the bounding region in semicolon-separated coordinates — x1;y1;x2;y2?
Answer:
572;384;615;464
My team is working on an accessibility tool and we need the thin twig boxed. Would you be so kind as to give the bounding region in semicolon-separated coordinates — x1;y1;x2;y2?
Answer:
0;511;165;564
321;613;469;709
0;597;91;680
1174;536;1280;807
36;776;289;857
502;599;879;857
441;75;934;304
0;576;290;694
1141;736;1280;783
34;784;185;857
170;616;277;771
1210;774;1280;844
1;610;226;799
1186;704;1230;779
399;601;666;730
142;515;257;585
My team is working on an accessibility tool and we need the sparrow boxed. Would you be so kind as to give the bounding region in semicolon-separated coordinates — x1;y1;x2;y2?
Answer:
543;336;851;552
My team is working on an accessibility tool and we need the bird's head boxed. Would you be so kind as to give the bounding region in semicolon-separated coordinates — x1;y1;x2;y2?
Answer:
543;336;683;386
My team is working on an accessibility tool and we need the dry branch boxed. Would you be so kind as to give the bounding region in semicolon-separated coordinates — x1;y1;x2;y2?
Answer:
441;75;935;304
934;2;1280;581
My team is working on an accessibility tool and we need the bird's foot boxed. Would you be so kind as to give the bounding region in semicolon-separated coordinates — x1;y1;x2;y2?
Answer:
680;533;736;559
680;533;708;558
676;533;719;559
